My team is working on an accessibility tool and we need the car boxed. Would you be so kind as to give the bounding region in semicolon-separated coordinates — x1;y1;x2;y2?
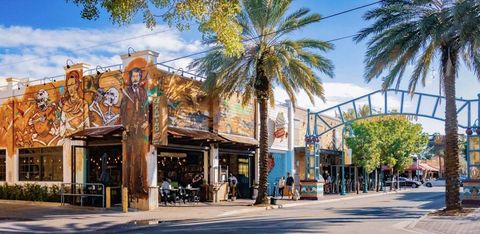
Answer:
384;177;422;188
425;178;445;187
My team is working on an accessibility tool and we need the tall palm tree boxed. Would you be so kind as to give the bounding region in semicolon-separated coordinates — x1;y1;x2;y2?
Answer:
191;0;334;204
355;0;480;210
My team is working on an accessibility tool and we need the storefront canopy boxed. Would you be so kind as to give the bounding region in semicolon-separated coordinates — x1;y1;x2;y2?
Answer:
69;125;124;138
167;126;224;141
218;133;259;146
406;163;439;172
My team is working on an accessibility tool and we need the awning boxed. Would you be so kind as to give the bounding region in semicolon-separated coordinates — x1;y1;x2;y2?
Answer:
219;133;259;146
69;125;124;138
406;163;439;172
167;126;224;141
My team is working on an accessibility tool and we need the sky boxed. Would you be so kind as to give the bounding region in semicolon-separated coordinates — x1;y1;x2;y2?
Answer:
1;0;480;134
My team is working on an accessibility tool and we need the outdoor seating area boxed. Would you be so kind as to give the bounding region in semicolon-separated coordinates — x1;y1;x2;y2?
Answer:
159;187;200;206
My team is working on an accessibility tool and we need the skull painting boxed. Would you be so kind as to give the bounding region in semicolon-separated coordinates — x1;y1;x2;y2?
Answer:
35;89;49;111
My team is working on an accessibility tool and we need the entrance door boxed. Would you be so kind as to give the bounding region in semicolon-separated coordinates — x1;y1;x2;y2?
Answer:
86;146;123;205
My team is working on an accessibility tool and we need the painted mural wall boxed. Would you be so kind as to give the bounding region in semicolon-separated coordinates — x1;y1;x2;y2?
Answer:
268;103;289;151
217;95;256;138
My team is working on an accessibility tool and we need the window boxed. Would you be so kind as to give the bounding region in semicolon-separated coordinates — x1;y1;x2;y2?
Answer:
19;147;63;181
238;158;249;176
0;149;5;181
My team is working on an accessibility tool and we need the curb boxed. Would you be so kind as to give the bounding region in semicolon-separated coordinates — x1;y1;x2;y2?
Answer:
218;188;415;217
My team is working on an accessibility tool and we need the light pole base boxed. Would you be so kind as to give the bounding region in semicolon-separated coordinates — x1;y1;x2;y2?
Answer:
462;179;480;207
300;180;325;200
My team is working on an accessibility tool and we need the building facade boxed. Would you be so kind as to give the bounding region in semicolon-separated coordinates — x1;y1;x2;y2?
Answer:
0;50;258;210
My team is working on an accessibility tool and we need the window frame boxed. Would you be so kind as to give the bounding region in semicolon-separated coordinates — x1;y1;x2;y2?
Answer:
18;146;63;182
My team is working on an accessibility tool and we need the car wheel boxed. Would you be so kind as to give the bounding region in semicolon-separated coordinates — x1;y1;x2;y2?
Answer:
411;184;418;188
426;183;432;187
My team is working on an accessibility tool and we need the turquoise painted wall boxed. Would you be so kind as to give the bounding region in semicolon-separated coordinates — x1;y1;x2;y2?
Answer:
267;151;293;196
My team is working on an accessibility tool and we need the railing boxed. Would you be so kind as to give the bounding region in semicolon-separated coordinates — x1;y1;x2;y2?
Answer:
60;183;105;208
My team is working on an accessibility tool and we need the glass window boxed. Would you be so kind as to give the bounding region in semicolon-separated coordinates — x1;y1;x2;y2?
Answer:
18;147;63;181
238;158;249;176
0;149;6;181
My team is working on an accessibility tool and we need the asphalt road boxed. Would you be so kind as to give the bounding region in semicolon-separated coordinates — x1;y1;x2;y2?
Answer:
124;187;445;234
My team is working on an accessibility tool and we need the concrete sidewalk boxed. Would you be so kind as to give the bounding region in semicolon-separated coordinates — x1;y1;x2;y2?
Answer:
408;208;480;234
0;189;414;233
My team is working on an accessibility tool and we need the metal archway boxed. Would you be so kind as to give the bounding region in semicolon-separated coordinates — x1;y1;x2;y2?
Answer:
302;89;480;198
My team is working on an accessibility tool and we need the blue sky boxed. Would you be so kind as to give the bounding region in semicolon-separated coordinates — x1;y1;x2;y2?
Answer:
1;0;479;133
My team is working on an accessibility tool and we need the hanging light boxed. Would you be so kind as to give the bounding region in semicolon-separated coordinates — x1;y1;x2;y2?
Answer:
466;128;473;136
128;47;136;57
66;59;74;69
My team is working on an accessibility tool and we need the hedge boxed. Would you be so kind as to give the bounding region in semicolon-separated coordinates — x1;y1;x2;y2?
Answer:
0;183;60;202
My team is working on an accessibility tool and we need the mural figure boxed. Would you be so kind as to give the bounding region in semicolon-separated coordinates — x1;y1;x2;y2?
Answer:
89;87;120;126
27;89;61;146
121;65;149;197
60;70;90;136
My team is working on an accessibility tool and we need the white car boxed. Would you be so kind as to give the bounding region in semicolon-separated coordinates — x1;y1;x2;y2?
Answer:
425;178;446;187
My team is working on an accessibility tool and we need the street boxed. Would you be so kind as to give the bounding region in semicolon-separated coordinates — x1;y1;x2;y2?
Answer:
123;187;444;234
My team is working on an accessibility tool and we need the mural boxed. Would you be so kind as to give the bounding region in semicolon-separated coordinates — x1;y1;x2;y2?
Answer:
121;58;152;199
84;71;124;127
162;72;210;130
217;95;255;137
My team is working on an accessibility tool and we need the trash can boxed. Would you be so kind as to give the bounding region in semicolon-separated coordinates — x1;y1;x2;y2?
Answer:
270;197;278;205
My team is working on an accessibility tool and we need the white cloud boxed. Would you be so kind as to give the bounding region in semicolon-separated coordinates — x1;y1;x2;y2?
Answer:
0;24;203;86
274;82;401;113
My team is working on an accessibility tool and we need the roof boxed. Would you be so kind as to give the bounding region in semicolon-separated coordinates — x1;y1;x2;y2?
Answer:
69;125;124;138
218;133;259;146
167;126;224;141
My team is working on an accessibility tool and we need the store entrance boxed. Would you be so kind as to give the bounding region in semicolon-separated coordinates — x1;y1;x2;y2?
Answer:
219;153;253;198
86;145;123;205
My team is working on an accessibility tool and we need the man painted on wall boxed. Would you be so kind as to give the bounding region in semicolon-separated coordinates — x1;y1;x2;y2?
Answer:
60;70;90;137
121;65;149;197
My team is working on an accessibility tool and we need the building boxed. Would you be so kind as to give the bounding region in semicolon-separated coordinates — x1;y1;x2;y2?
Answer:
266;101;294;195
0;50;259;210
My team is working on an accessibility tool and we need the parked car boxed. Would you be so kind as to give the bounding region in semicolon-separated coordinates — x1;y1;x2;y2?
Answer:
425;178;446;187
384;177;422;188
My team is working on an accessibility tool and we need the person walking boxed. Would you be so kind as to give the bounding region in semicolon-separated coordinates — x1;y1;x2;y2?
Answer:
228;173;238;199
278;176;285;199
286;172;295;200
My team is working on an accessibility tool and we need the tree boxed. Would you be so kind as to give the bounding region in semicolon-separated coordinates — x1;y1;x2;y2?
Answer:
346;118;427;191
69;0;244;56
355;0;480;211
190;0;333;204
346;122;381;174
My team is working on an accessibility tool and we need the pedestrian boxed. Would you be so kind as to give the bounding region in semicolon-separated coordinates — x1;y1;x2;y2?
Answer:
278;176;285;199
228;173;238;199
286;172;295;200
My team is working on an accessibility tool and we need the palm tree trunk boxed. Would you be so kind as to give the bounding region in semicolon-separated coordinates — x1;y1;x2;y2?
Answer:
442;45;461;210
255;96;269;205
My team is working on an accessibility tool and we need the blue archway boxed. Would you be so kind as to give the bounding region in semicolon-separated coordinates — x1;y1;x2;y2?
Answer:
300;89;480;200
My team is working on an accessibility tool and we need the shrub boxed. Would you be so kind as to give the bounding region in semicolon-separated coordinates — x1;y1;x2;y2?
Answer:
0;183;60;202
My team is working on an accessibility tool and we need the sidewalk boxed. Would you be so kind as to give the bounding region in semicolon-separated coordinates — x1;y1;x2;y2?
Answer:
0;189;413;233
408;208;480;234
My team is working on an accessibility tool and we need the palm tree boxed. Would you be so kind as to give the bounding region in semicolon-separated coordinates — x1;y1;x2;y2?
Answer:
190;0;334;204
355;0;480;210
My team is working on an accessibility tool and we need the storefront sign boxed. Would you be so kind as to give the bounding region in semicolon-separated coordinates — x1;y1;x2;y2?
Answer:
152;96;168;146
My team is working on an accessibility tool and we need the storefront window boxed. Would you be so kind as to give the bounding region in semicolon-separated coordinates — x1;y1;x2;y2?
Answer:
238;158;249;176
19;147;63;181
157;151;204;188
0;149;6;181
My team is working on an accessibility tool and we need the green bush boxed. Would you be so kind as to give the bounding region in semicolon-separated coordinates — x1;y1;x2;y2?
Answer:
0;183;60;202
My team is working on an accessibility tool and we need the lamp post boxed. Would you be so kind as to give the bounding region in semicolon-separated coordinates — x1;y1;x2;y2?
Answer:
340;123;352;196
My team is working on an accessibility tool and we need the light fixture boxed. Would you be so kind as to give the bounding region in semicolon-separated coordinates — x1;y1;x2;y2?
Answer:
66;59;74;69
96;65;105;75
128;47;136;57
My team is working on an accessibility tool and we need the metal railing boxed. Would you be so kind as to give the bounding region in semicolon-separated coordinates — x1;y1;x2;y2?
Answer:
60;183;105;207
